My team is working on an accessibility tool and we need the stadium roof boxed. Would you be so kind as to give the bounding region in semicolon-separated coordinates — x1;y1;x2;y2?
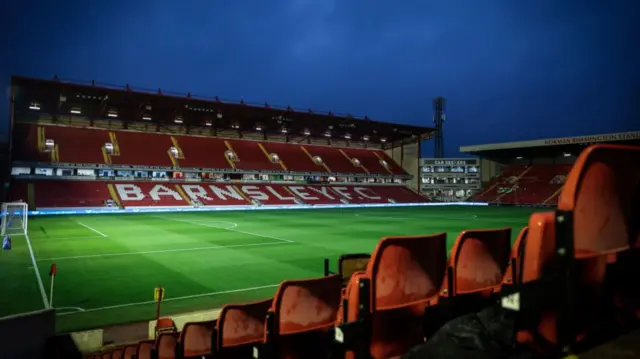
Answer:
460;130;640;160
11;76;436;148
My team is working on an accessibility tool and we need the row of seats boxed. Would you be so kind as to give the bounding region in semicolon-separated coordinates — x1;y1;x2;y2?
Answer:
86;225;522;359
473;164;573;205
9;181;429;209
86;144;640;358
12;124;406;175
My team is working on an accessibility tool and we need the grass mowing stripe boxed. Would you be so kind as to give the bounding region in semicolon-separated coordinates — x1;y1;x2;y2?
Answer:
24;234;50;309
56;284;281;316
154;216;295;243
75;222;108;237
36;240;294;261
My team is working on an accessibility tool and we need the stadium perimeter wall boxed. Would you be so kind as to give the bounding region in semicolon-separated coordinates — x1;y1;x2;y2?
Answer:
27;201;488;216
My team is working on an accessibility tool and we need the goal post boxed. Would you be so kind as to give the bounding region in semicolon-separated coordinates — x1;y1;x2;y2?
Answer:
1;202;28;236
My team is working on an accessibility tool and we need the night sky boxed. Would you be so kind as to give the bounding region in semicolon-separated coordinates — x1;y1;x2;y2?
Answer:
2;0;638;157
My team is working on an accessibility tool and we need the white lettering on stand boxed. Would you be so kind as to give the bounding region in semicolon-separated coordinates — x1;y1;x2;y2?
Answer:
115;184;144;201
149;185;183;201
209;185;245;200
289;186;319;200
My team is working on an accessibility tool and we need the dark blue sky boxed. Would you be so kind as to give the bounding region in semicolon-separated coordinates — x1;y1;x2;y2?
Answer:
2;0;639;157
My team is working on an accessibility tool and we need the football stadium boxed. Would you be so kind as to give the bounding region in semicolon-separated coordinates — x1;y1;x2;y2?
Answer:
2;76;639;358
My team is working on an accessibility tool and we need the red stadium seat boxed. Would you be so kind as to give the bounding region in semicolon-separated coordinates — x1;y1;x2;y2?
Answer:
179;320;216;358
216;298;272;358
135;340;154;359
153;332;178;359
257;274;342;359
503;144;639;355
337;233;448;359
502;226;529;286
121;345;137;359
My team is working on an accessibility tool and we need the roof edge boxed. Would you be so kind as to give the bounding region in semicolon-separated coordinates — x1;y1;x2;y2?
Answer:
460;130;640;153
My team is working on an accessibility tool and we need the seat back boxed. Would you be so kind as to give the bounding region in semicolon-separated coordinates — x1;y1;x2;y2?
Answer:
122;345;137;359
154;332;178;359
155;318;177;337
559;144;640;327
217;298;272;358
179;320;216;358
503;226;529;286
135;340;154;359
516;212;610;351
366;233;448;358
558;144;635;256
447;228;512;296
269;274;342;359
111;348;124;359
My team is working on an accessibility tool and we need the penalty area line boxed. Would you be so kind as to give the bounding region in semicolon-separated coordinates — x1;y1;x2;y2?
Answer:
36;240;293;261
154;216;295;244
56;284;280;316
75;222;108;238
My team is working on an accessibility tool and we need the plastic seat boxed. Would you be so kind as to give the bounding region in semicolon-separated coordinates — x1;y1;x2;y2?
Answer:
215;298;272;358
257;274;342;359
502;226;529;287
135;340;154;359
111;348;124;359
153;332;178;359
442;228;511;317
502;144;638;354
121;345;137;359
338;233;448;359
155;317;177;336
179;320;216;358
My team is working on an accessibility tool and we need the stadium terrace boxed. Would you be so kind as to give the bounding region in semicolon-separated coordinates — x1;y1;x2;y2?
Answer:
1;76;639;359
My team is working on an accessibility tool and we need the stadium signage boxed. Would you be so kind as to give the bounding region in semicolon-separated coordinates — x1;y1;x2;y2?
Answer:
543;132;640;146
115;184;384;202
420;158;478;166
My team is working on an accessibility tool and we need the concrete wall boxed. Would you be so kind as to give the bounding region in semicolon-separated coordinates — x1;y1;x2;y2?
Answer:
386;143;419;189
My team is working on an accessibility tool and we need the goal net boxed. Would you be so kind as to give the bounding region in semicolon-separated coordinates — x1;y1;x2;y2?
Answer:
1;202;28;236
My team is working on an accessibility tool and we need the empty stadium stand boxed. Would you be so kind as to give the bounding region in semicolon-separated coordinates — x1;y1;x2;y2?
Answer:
473;164;572;205
14;124;412;178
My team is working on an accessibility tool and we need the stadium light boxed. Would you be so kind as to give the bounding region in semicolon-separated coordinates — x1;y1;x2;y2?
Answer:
216;112;223;119
563;152;571;157
281;127;288;134
324;131;331;138
303;128;311;136
142;115;152;121
107;109;118;118
205;121;213;127
362;135;370;141
231;122;240;129
29;102;41;110
380;137;387;143
174;117;183;124
70;108;81;114
344;133;351;139
516;156;523;159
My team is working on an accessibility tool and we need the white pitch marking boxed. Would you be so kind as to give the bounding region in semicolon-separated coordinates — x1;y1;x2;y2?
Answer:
55;307;86;313
154;216;295;243
76;222;108;238
34;236;106;241
56;284;280;316
36;240;293;261
24;233;50;309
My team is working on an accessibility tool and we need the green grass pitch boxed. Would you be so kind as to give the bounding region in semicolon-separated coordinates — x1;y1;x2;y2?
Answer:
0;206;535;333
